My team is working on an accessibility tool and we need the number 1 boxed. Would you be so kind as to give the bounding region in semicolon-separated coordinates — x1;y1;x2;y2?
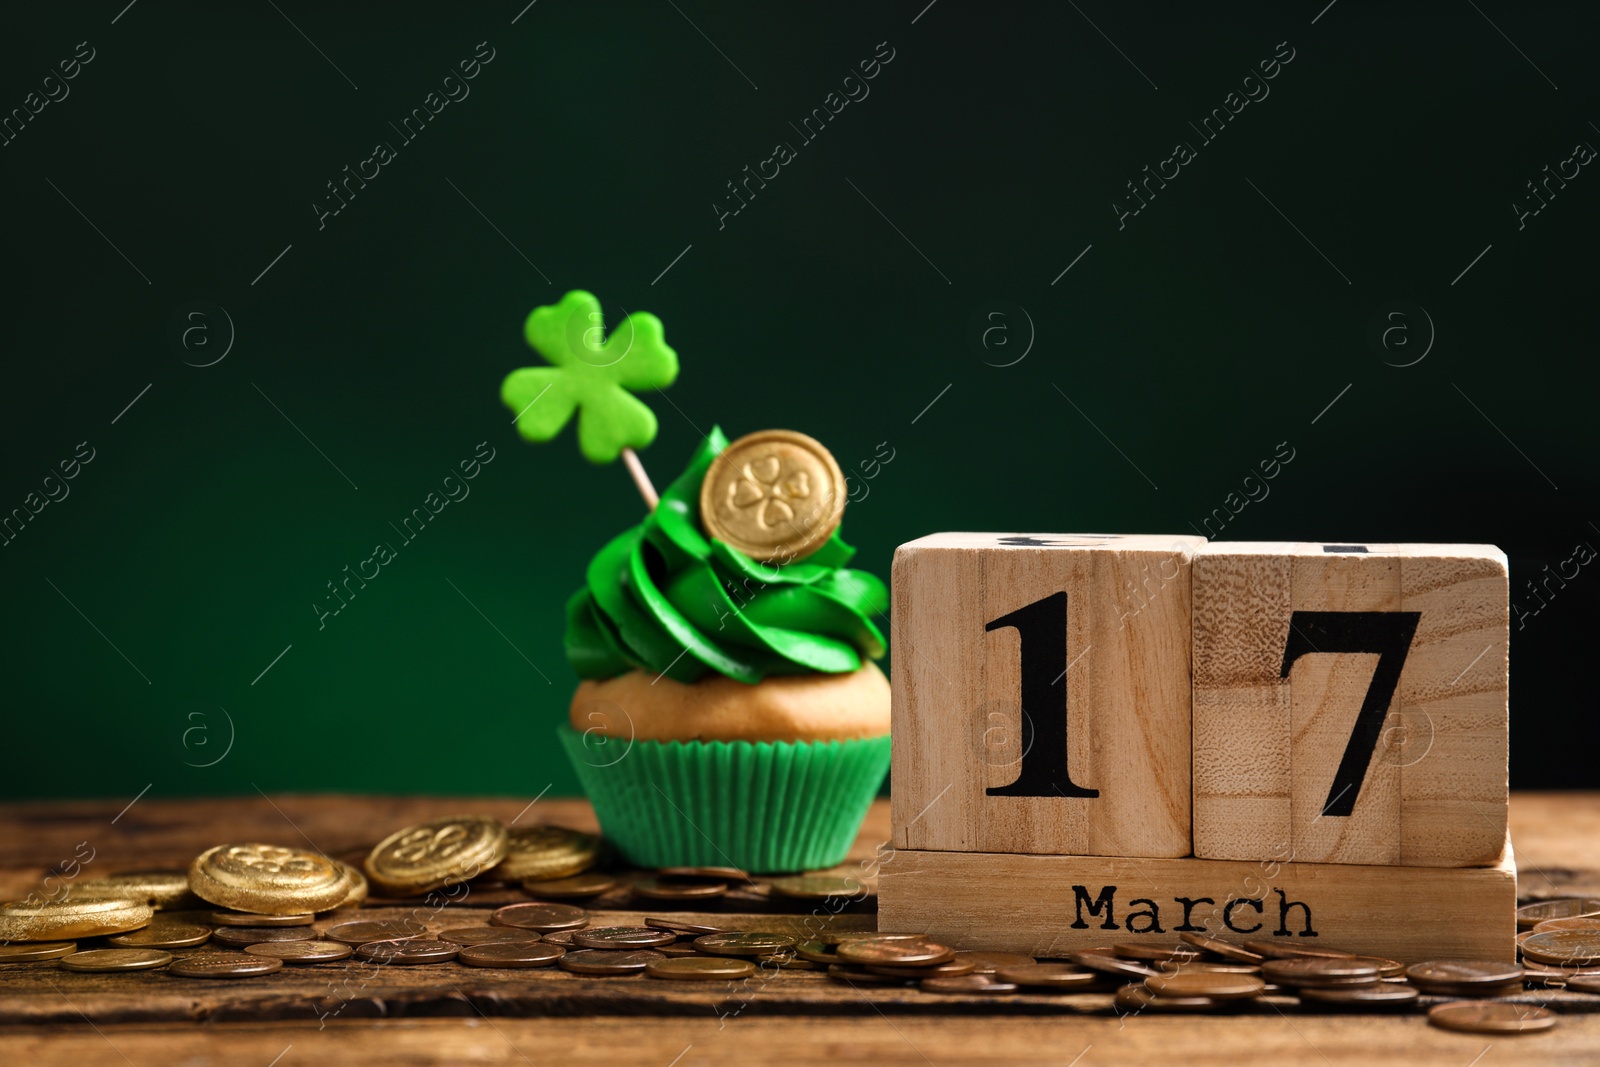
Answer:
985;592;1098;799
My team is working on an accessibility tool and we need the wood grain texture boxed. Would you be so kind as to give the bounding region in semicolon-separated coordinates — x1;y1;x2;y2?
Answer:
1191;542;1509;866
879;835;1518;962
5;1014;1600;1067
0;795;1595;1066
891;533;1202;858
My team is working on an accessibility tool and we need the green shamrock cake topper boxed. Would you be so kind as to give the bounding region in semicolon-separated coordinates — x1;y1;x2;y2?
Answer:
501;290;679;471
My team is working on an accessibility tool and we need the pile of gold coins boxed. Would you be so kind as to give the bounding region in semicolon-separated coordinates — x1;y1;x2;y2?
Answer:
3;813;1596;1036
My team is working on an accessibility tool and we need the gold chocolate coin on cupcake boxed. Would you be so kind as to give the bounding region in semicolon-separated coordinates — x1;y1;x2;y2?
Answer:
364;815;508;896
188;843;355;915
496;825;601;882
698;430;845;562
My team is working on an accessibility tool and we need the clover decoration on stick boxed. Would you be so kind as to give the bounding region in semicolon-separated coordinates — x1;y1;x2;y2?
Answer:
501;291;679;508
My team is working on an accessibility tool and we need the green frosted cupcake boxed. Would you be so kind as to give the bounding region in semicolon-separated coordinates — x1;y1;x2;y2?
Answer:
560;428;890;873
501;292;890;872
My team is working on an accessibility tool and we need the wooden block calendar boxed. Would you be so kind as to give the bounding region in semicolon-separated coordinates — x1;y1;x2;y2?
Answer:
880;533;1516;962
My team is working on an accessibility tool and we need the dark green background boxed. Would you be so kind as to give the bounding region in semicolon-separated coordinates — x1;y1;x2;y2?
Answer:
3;2;1594;801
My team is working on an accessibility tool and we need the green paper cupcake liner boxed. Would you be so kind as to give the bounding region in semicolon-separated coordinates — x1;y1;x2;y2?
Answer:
557;724;890;873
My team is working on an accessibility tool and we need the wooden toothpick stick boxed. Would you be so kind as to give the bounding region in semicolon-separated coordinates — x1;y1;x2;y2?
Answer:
621;447;659;509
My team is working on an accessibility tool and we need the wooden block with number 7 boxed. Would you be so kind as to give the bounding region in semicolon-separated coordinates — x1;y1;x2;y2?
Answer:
1191;542;1508;867
891;533;1204;859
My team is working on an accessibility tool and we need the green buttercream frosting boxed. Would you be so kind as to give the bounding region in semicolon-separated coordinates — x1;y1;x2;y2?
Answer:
564;427;888;685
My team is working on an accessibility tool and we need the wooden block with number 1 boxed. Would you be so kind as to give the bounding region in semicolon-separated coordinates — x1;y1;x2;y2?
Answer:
1191;541;1508;867
891;533;1204;859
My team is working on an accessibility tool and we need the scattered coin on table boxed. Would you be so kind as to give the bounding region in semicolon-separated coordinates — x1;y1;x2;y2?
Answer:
458;941;567;968
835;938;952;966
1262;957;1382;988
995;963;1102;989
657;866;748;881
1243;940;1356;961
1517;898;1600;930
540;929;580;946
212;910;314;927
1112;942;1202;964
765;876;866;901
646;956;756;981
169;952;284;978
1300;984;1421;1007
826;964;915;985
521;873;616;899
324;919;428;945
953;951;1035;974
867;958;977;979
1521;930;1600;966
59;948;172;973
1068;950;1159;980
1406;960;1524;996
492;902;590;933
244;940;354;963
0;941;77;963
630;876;728;901
1429;1001;1558;1035
795;941;841;964
1145;971;1265;1000
211;925;317;948
1533;917;1600;935
439;926;542;946
495;825;601;882
921;974;1019;995
107;920;212;949
559;949;664;975
69;871;202;910
574;926;678;949
0;897;152;942
1115;983;1224;1013
355;939;460;965
189;843;355;915
1179;932;1265;964
364;816;509;896
696;932;801;957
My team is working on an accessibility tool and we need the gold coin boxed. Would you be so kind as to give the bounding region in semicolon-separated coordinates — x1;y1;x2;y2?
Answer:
496;826;600;882
189;844;353;915
0;897;152;942
211;910;315;927
107;919;212;949
331;861;368;909
698;429;846;562
520;873;615;899
645;956;756;981
695;932;801;958
1429;1001;1558;1034
0;941;77;963
59;948;173;972
71;870;202;910
365;816;509;895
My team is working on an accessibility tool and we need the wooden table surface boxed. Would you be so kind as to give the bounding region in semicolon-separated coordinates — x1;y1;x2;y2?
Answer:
0;792;1596;1066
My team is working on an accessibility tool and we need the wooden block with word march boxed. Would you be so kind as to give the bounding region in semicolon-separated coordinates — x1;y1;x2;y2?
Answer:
878;834;1517;963
891;533;1204;859
1191;542;1508;867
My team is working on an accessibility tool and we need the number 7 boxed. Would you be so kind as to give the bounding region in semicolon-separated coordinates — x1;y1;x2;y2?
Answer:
1280;610;1421;817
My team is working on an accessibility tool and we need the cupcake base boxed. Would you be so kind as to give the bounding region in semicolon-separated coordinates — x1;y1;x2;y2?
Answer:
557;724;890;873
